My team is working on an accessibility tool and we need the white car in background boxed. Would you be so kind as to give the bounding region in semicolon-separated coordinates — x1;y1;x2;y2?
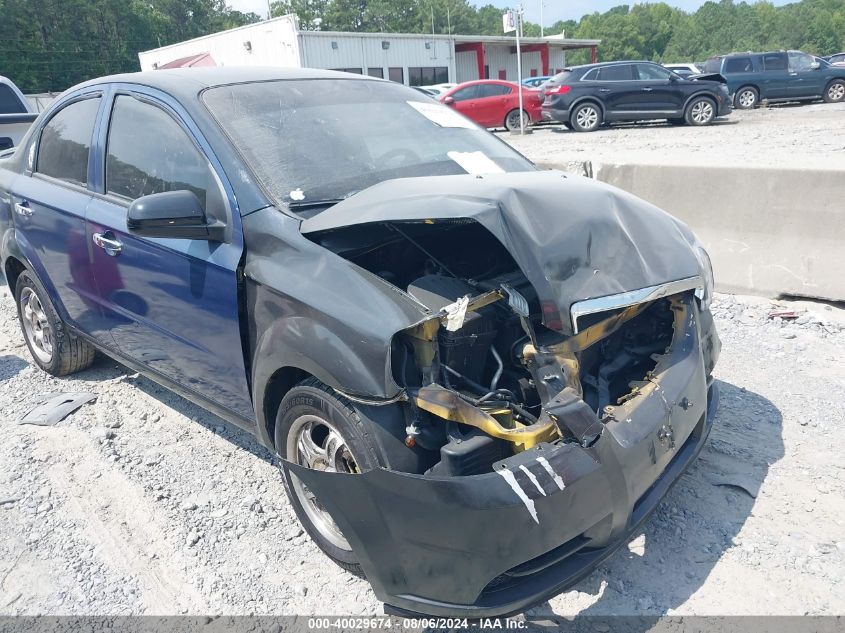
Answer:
419;83;458;96
663;63;702;78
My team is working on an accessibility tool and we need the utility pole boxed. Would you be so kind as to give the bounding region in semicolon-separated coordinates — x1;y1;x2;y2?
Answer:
503;5;525;134
516;4;524;134
540;0;544;38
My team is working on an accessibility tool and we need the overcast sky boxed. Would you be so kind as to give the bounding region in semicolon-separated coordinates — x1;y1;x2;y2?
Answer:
229;0;791;26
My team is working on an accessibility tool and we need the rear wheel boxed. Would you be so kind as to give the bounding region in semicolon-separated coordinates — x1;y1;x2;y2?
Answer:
570;103;601;132
823;79;845;103
734;86;758;109
685;97;716;126
14;271;95;376
504;108;530;131
275;378;383;575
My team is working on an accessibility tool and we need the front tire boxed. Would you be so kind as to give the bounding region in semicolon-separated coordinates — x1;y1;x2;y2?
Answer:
14;271;95;376
823;79;845;103
685;96;716;126
275;378;383;575
570;103;601;132
734;86;758;109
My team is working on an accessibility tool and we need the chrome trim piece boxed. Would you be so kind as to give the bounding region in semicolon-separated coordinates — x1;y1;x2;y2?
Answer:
570;276;702;333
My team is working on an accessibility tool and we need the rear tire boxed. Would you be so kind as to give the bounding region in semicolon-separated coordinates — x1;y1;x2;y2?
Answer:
14;271;95;376
504;108;530;131
275;378;384;576
569;103;601;132
734;86;758;109
823;79;845;103
684;96;716;126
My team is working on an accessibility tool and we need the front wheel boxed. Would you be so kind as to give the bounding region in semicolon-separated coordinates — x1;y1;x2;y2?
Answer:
14;271;95;376
275;378;383;575
570;103;601;132
823;80;845;103
504;108;530;131
685;97;716;126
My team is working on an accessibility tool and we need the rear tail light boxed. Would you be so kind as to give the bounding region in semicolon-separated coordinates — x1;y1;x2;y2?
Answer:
545;85;571;95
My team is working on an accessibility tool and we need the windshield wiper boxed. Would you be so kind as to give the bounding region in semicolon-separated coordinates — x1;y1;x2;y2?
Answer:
287;198;346;211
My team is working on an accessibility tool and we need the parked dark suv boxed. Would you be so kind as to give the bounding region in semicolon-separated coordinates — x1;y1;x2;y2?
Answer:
541;61;732;132
703;50;845;108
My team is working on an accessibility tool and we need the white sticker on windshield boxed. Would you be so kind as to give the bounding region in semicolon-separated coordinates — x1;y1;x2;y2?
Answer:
447;151;506;175
407;100;476;129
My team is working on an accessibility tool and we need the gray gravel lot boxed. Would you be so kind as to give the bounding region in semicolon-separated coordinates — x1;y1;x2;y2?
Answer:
501;102;845;170
1;274;844;619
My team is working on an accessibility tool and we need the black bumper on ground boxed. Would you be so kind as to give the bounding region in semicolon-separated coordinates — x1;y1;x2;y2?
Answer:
287;296;720;618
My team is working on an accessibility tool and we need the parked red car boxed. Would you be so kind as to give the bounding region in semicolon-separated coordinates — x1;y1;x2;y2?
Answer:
439;80;542;131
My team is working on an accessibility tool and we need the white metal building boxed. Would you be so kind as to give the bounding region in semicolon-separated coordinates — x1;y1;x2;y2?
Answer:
138;15;600;85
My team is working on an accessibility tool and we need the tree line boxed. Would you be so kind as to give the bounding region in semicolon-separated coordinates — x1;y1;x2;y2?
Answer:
2;0;843;93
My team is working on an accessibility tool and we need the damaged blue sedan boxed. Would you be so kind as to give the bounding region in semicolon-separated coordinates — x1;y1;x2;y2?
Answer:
0;67;720;618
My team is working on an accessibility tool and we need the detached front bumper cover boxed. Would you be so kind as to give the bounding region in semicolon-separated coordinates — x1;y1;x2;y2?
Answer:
285;294;720;617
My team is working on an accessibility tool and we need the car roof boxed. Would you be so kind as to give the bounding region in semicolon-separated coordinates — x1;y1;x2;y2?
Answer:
456;79;517;86
71;66;377;100
564;60;652;73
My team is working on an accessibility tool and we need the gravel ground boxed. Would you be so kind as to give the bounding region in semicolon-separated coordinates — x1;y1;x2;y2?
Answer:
1;275;844;621
500;102;845;170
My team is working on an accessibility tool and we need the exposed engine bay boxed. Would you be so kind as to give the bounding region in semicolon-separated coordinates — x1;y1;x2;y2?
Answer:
311;219;682;477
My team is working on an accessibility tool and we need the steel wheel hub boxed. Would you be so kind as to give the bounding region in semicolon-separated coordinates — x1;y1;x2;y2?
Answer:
286;414;359;550
20;287;53;364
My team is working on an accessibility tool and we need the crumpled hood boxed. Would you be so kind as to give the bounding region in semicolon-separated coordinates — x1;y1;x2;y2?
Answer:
300;170;701;334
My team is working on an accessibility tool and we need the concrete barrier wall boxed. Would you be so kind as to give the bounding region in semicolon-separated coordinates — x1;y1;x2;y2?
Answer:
543;161;844;302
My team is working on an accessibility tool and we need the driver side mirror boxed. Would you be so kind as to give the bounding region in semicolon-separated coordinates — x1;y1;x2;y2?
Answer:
669;73;679;82
443;96;455;105
810;61;821;70
127;190;225;241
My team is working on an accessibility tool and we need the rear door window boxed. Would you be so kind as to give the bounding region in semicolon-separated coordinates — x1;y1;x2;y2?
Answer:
477;84;512;98
105;95;212;208
36;96;101;186
597;65;633;81
724;57;753;73
763;54;787;71
451;85;480;102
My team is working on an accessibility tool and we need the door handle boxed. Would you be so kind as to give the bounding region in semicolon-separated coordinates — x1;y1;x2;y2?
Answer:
14;201;32;217
789;72;797;76
642;87;654;92
598;88;610;92
92;232;122;256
